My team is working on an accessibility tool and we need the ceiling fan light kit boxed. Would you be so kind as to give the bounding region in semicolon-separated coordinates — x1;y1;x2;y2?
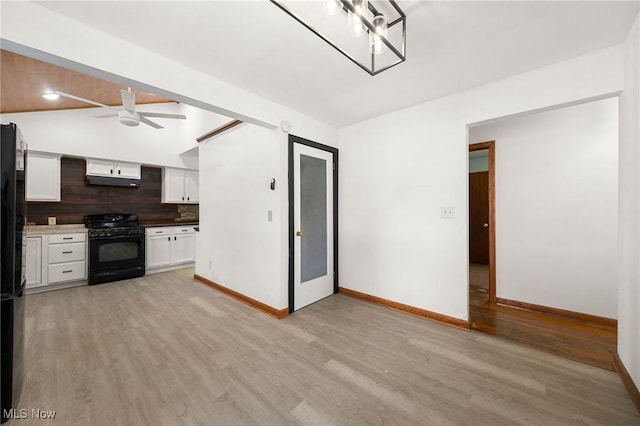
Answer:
271;0;406;76
118;110;141;127
41;92;61;100
46;88;186;129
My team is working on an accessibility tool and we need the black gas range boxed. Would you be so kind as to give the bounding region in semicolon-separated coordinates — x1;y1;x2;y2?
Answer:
84;214;145;285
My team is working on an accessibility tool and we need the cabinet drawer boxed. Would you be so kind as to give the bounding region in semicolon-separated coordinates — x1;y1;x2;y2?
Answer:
174;227;195;234
48;242;85;263
48;261;86;283
145;227;172;236
49;233;86;244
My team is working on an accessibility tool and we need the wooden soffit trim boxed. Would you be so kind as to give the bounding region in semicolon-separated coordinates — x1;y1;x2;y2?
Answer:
196;119;243;143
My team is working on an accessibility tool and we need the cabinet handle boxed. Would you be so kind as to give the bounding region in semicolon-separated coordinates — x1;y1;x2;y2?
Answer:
110;169;113;174
118;169;121;175
182;196;185;201
174;236;177;241
62;237;73;240
62;270;72;273
187;197;190;201
168;237;171;241
155;231;163;234
62;251;73;254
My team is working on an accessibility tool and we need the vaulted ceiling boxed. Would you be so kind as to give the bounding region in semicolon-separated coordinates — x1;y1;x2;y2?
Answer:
0;50;173;114
5;1;640;126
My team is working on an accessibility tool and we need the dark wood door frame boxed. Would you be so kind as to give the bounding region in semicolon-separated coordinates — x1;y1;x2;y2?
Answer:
288;134;339;314
469;141;496;302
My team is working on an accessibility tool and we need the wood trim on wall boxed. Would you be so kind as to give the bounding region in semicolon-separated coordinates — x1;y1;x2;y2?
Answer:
193;274;289;319
496;297;617;327
469;141;496;302
613;354;640;414
339;287;470;330
196;119;243;143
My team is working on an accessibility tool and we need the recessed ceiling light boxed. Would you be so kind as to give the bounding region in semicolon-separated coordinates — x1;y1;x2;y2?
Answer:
41;92;60;100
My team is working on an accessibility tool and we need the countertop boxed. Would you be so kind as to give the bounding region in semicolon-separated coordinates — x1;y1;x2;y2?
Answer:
25;222;199;235
142;222;199;227
26;224;87;235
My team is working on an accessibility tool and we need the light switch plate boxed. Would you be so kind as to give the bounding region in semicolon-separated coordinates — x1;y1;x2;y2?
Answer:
441;206;455;219
48;216;56;226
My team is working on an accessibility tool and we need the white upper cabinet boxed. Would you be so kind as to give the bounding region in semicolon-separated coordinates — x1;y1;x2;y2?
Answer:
86;158;113;176
26;152;61;202
163;168;186;203
185;170;199;203
115;162;141;179
86;158;141;179
162;168;199;204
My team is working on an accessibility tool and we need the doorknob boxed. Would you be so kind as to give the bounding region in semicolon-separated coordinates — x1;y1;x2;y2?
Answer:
483;223;489;228
296;231;303;237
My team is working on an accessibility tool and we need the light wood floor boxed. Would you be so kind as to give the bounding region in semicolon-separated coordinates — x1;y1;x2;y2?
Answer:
469;264;618;371
17;268;638;425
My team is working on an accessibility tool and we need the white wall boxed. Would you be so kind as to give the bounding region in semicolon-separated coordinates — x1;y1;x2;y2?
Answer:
618;12;640;391
470;98;618;319
196;124;284;309
0;103;230;168
339;45;624;321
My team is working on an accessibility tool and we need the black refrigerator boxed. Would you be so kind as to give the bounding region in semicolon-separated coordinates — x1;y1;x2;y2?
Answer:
0;123;26;424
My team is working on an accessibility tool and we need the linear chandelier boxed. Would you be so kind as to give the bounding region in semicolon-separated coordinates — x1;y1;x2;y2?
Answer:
270;0;406;76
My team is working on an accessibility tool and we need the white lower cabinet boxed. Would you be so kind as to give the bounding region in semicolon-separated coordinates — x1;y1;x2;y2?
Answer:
25;231;88;292
146;226;196;273
48;262;86;283
48;242;85;263
146;230;172;269
172;233;195;264
26;237;43;287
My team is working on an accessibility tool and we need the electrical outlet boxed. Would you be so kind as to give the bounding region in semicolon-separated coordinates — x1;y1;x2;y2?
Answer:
441;206;455;219
48;217;56;226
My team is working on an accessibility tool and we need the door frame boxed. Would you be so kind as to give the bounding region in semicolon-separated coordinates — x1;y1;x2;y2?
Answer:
469;141;496;302
288;134;339;314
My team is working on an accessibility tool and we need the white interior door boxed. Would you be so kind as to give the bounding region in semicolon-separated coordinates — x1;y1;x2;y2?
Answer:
293;143;334;310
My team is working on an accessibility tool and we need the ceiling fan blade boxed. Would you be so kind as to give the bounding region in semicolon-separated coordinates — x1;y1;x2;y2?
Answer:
138;112;187;120
139;116;164;129
55;91;119;110
94;113;119;119
120;89;136;112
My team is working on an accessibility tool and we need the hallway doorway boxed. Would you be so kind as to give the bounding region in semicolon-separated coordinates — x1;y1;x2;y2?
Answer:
467;128;617;371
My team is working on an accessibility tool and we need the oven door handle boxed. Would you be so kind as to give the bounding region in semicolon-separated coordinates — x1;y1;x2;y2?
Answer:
90;234;144;242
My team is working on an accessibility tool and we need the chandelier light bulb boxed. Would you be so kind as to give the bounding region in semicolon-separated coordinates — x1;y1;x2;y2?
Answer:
348;0;368;37
323;0;343;16
369;13;388;54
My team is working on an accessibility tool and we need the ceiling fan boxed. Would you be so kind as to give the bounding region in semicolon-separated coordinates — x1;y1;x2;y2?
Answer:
51;88;186;129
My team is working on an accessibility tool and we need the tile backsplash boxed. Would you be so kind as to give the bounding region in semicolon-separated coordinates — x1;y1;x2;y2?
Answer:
177;204;199;222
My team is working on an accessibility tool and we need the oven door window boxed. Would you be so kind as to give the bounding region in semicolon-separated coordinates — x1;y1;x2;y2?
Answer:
90;235;145;270
99;241;139;263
